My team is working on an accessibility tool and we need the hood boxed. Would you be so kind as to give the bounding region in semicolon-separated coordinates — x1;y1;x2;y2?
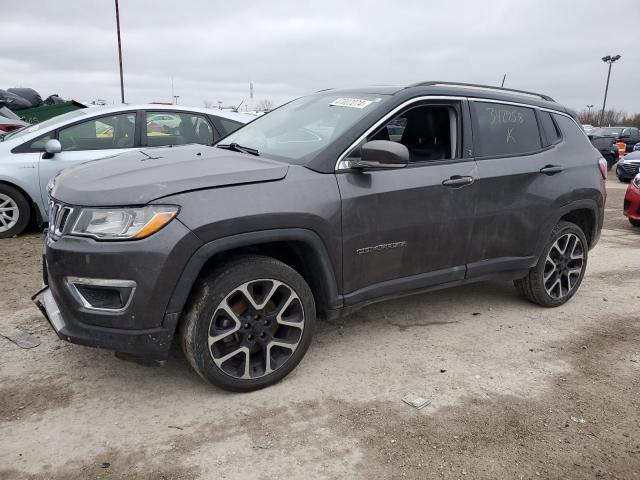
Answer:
623;151;640;162
51;144;289;206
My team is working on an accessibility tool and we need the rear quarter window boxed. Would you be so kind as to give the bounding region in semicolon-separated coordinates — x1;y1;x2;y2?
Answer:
472;102;542;157
217;118;244;135
538;111;562;146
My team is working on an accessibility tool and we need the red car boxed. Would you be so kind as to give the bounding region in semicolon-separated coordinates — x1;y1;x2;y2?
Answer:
623;174;640;227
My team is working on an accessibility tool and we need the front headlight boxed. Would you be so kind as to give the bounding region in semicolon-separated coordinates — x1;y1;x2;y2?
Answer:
70;205;179;240
634;174;640;188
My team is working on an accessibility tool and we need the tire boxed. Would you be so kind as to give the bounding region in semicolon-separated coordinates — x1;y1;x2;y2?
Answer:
630;218;640;228
514;221;588;307
180;255;316;392
0;184;30;239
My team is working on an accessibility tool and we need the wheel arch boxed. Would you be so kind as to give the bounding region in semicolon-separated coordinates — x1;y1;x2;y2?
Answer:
166;228;342;323
0;179;42;226
534;200;601;259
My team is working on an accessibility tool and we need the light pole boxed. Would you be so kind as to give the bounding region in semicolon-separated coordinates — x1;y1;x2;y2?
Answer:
586;104;594;115
114;0;125;103
173;95;179;105
599;55;621;126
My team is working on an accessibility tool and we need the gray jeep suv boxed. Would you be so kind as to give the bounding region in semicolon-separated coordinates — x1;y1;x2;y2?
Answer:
34;82;607;391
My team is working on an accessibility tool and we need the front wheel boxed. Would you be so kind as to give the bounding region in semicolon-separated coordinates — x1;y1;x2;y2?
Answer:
630;218;640;228
180;255;316;392
0;184;30;239
514;221;588;307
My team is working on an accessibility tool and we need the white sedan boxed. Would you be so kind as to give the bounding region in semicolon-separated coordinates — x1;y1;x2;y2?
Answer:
0;105;252;237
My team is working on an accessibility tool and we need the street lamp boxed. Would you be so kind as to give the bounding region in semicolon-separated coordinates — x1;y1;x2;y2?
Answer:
114;0;125;103
586;104;594;115
599;54;621;126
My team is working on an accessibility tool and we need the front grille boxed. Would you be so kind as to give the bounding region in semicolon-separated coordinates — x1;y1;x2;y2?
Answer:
624;200;631;212
48;200;74;237
621;162;640;175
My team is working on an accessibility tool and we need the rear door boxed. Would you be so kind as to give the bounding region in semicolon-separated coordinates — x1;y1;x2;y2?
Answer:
337;99;478;305
467;100;565;277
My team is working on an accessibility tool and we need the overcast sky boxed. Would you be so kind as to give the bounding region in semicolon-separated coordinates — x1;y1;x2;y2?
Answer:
2;0;639;112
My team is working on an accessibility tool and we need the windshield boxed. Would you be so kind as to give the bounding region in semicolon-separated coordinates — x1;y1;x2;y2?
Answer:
2;109;88;140
590;127;623;136
218;93;390;163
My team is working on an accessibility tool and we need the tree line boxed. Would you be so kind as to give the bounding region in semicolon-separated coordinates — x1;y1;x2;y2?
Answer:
577;109;640;128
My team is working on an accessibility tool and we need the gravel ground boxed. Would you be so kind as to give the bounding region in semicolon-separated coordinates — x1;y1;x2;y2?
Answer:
1;177;638;480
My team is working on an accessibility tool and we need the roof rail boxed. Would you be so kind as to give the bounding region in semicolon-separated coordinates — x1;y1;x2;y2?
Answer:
407;81;555;102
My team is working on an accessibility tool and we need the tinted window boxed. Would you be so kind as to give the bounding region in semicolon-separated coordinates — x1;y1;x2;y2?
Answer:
472;102;541;156
146;112;214;147
350;105;459;162
58;113;136;151
538;111;561;145
217;118;244;135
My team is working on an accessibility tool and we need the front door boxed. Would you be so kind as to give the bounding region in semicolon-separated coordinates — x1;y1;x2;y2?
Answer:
38;112;138;215
337;101;478;305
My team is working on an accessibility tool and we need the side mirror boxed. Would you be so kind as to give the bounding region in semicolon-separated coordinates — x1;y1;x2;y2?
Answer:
43;139;62;159
351;140;409;169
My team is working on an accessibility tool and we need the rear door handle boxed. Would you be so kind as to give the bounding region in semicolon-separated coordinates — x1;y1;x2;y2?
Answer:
442;175;474;187
539;165;564;175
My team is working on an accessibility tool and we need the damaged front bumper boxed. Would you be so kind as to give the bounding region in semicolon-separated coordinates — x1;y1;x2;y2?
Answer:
32;286;175;360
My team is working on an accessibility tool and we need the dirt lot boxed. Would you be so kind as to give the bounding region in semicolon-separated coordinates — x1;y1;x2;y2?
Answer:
1;178;638;480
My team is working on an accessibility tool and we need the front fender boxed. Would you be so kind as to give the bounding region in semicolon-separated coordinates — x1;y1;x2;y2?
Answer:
165;228;342;320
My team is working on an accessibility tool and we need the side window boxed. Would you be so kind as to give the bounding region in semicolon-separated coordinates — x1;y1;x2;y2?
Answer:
217;117;244;136
58;114;136;151
348;105;459;163
146;112;214;147
538;111;561;146
472;102;541;157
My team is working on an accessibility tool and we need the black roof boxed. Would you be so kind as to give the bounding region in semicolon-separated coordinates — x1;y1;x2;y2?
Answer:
318;81;576;118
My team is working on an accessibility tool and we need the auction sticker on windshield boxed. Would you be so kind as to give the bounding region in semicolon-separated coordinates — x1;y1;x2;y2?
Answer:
330;98;373;109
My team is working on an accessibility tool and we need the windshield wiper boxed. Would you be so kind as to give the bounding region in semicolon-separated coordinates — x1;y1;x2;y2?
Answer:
216;142;260;156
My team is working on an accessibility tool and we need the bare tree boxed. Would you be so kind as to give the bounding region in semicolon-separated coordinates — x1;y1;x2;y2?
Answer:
256;99;274;111
577;108;640;128
202;99;215;109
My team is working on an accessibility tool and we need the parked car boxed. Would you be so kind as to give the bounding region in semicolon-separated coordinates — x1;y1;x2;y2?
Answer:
589;126;640;153
0;105;252;237
588;134;619;169
633;142;640;152
0;116;29;135
623;174;640;227
616;151;640;182
34;82;605;391
582;124;594;133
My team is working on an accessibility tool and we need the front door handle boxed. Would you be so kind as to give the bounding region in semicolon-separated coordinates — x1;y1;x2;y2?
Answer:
442;175;474;187
539;165;564;175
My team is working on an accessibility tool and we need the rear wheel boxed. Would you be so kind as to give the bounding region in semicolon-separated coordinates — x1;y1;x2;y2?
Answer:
180;255;316;391
514;221;588;307
0;184;30;239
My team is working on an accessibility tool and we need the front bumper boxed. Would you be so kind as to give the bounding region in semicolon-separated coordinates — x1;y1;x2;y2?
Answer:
32;286;176;359
33;217;202;359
